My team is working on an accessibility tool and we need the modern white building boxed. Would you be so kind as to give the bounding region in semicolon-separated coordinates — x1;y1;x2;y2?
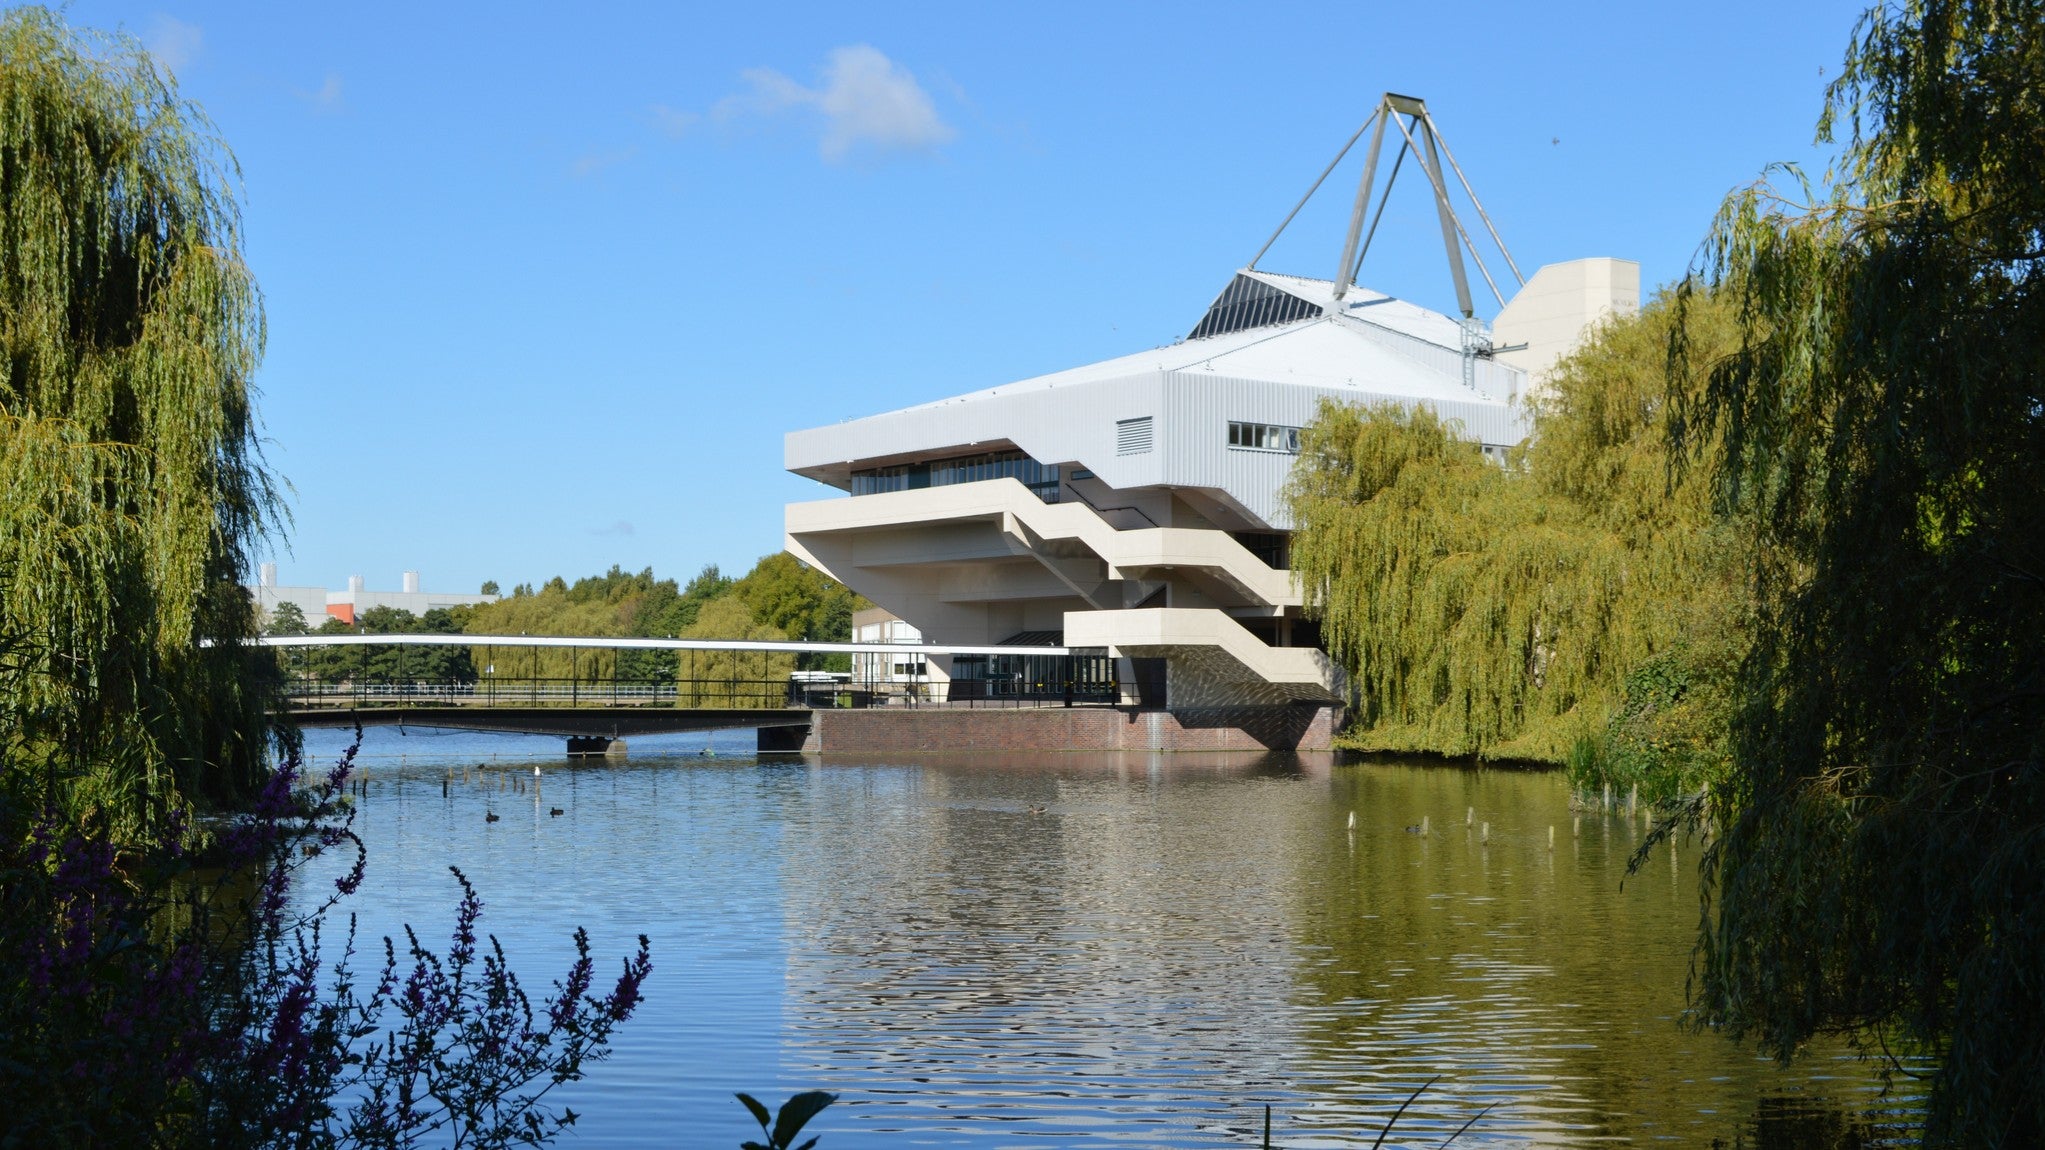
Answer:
249;564;497;627
784;96;1635;720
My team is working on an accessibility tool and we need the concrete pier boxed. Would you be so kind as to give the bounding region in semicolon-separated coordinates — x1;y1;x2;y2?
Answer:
757;704;1340;754
566;736;627;757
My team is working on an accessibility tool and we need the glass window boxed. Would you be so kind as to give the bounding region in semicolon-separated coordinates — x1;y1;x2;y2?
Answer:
1227;421;1302;454
855;450;1061;503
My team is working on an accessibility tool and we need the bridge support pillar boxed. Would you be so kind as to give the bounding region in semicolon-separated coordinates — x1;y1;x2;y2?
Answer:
566;736;626;757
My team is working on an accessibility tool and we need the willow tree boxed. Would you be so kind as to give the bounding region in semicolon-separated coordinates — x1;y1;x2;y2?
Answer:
1679;2;2045;1141
1284;291;1740;770
678;596;793;709
0;9;280;831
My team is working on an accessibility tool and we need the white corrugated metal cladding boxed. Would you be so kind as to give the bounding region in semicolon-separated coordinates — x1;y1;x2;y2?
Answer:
784;271;1531;531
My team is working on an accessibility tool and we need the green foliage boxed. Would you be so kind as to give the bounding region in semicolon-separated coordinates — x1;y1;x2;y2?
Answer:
733;552;857;644
1680;3;2045;1141
732;552;863;671
674;564;737;632
736;1091;836;1150
439;557;858;688
0;733;653;1148
0;8;281;832
678;597;792;708
265;601;311;636
289;608;466;685
1572;645;1735;809
1285;292;1743;769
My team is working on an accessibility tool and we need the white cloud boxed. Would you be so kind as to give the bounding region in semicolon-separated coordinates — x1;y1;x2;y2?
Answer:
296;72;344;113
651;104;698;138
571;147;636;178
709;45;954;163
143;14;202;76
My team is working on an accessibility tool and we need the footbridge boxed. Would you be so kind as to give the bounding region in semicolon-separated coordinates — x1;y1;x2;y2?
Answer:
260;633;1105;754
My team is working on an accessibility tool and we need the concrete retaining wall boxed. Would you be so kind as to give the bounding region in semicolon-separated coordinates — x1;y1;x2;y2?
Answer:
758;704;1341;754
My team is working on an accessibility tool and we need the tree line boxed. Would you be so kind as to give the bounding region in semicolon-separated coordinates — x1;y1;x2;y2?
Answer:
265;554;865;699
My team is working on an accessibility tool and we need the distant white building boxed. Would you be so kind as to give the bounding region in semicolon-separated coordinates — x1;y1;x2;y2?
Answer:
249;564;497;627
784;96;1635;712
850;607;926;686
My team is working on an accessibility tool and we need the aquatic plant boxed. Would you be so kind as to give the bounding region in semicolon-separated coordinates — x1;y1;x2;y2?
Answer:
0;735;652;1147
729;1080;1503;1148
736;1091;838;1150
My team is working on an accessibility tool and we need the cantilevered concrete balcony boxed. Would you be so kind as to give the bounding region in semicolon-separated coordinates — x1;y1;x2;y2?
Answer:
785;478;1300;628
1063;608;1345;705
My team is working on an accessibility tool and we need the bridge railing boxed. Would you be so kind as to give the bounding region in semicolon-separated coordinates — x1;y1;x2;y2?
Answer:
285;676;788;710
282;674;1134;711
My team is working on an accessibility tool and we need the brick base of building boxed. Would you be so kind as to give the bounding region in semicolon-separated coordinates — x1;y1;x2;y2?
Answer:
757;704;1343;754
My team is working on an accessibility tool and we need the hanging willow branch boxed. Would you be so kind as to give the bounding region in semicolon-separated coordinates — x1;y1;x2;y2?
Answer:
0;8;282;832
1677;3;2045;1142
1283;291;1742;764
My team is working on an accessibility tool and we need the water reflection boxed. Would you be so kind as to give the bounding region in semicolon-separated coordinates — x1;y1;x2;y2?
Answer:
301;732;1915;1147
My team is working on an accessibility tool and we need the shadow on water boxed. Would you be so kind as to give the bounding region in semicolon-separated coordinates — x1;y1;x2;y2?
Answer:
294;728;1920;1147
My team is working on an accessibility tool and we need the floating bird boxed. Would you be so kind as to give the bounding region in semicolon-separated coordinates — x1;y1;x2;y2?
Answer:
533;765;542;777
1027;804;1047;815
1346;811;1356;829
549;807;564;817
485;811;501;823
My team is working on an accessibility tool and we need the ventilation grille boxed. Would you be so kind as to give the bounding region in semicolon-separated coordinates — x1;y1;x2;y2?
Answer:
1116;416;1154;456
1188;273;1322;340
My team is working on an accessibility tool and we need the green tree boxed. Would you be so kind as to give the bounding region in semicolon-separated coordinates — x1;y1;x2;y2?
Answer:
734;552;857;643
663;564;735;634
1284;292;1742;775
677;596;792;708
464;566;675;687
1680;3;2045;1141
342;605;475;684
263;601;311;682
733;552;863;672
264;601;310;636
0;8;280;832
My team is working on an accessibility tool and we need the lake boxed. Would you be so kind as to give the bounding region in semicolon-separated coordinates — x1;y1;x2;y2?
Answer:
296;726;1917;1148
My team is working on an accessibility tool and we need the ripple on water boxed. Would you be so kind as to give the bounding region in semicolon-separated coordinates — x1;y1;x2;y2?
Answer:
294;729;1920;1148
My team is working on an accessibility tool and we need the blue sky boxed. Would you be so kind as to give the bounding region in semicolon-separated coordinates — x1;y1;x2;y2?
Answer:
68;1;1869;597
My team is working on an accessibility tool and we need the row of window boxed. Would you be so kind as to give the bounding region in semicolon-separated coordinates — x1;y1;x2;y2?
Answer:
950;651;1118;700
1228;421;1301;453
850;424;1503;484
851;450;1062;503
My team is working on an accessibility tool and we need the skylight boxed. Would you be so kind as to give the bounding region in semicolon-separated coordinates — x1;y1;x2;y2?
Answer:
1188;274;1322;341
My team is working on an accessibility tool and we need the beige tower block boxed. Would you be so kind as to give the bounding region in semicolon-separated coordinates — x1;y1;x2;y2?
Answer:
1491;257;1641;394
